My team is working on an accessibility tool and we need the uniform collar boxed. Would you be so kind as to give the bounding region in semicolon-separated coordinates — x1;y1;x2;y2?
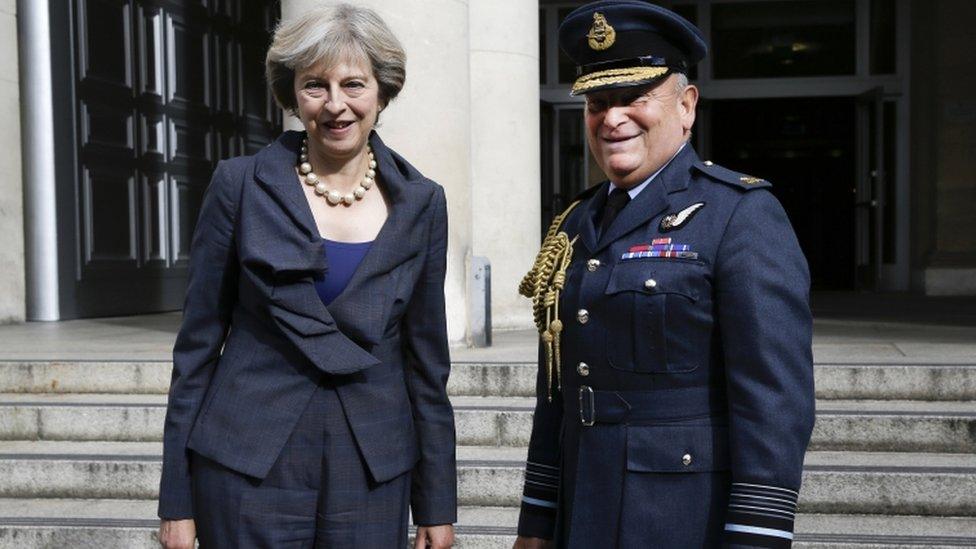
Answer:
608;141;688;200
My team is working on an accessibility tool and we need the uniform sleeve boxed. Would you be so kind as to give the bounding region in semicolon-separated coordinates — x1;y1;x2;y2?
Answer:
403;184;458;526
714;189;815;548
516;344;564;539
158;161;241;519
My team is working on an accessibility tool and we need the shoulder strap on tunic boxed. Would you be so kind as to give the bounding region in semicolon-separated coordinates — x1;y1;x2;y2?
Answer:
693;160;773;191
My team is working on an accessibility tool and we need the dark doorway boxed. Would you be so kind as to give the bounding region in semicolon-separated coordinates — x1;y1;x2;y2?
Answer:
51;0;281;319
708;97;857;290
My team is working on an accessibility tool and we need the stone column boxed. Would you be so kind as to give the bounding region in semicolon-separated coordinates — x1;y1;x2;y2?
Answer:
2;0;25;323
469;0;540;331
282;0;472;341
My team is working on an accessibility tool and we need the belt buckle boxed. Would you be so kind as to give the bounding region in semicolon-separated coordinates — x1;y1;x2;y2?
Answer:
579;385;595;426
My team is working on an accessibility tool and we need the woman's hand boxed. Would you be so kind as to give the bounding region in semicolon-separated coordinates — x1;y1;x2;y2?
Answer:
414;524;455;548
159;519;196;549
513;536;554;549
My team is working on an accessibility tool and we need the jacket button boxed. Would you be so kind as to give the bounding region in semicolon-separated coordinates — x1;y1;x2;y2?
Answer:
704;160;714;166
577;362;590;376
587;259;601;272
577;309;589;324
682;453;693;466
644;278;658;290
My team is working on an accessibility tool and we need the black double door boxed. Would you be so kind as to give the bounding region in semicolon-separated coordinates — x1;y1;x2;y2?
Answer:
51;0;281;318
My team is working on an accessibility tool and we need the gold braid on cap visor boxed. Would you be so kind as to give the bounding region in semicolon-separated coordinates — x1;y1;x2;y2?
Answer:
571;66;670;95
518;200;582;401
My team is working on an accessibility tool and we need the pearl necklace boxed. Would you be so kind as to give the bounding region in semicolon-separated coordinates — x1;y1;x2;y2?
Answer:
298;137;377;206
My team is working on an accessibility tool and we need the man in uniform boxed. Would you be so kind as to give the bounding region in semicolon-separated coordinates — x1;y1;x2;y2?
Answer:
514;2;815;548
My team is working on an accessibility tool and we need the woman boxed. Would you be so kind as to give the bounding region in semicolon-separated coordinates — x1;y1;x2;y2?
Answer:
157;5;456;548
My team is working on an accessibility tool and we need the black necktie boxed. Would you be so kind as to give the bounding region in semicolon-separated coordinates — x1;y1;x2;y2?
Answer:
599;187;631;239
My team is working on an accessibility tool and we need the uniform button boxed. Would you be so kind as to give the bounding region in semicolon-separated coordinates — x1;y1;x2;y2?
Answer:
577;362;590;376
703;160;714;166
644;278;658;290
682;453;693;466
587;259;601;272
577;309;589;324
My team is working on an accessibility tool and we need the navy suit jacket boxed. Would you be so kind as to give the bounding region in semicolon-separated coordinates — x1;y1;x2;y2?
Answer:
158;131;457;526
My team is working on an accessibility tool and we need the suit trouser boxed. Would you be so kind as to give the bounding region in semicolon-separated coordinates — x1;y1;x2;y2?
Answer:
190;381;411;548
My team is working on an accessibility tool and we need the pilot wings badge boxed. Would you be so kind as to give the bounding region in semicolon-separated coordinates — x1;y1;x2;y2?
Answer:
660;202;706;233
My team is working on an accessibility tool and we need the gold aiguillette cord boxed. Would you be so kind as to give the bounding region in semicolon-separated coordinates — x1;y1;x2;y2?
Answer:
518;202;581;401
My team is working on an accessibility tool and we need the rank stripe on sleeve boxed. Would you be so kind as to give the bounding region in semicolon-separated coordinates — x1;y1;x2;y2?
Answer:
724;482;798;548
522;460;559;509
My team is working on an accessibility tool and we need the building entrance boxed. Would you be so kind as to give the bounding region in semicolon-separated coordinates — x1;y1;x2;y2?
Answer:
542;94;894;292
708;97;858;290
538;0;911;292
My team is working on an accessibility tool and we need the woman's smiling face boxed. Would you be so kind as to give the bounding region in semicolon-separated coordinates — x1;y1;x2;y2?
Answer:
294;53;381;160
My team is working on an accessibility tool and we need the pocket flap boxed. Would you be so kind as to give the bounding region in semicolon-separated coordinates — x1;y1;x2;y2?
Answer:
627;423;729;473
605;261;700;300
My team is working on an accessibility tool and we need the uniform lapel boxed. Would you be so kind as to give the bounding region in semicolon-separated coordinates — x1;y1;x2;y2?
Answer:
590;144;700;254
592;178;670;254
576;182;608;255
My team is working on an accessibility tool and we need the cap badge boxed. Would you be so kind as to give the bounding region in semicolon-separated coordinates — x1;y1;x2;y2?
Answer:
587;12;616;51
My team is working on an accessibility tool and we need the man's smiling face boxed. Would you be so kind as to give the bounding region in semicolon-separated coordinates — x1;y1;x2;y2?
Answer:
584;75;698;188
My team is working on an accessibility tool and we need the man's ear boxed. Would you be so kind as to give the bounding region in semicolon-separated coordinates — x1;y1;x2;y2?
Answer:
680;84;699;131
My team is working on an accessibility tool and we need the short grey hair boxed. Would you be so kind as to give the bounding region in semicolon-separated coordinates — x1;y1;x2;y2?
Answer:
266;3;406;117
673;72;689;94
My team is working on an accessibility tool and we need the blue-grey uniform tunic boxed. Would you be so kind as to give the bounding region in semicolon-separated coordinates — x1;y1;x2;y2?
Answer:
517;144;815;548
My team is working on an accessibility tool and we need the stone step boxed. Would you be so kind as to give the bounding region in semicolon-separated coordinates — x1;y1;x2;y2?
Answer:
0;394;537;447
2;360;976;400
810;400;976;453
1;442;975;517
0;500;974;549
3;394;975;454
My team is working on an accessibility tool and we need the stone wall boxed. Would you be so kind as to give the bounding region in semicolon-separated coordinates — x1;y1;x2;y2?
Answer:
911;0;976;294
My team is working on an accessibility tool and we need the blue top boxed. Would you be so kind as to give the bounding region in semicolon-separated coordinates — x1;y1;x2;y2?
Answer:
314;238;373;306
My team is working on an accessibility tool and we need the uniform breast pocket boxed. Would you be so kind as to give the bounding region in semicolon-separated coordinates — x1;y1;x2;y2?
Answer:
604;259;709;374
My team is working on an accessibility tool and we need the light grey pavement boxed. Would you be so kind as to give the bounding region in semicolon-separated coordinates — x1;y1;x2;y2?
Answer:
2;309;976;363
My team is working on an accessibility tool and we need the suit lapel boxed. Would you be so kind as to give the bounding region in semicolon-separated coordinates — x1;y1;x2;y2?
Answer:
250;131;429;349
326;132;431;346
253;131;321;241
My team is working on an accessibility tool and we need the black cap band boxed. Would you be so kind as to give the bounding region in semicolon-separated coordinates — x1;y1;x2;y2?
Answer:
578;55;688;77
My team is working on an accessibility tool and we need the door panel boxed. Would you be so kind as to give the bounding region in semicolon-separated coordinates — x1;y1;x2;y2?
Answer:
170;173;205;264
56;0;282;318
166;12;209;107
83;167;137;263
141;174;168;264
855;87;888;290
78;0;132;86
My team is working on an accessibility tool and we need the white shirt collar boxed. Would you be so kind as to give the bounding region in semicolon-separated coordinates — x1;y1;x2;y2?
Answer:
608;141;688;200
